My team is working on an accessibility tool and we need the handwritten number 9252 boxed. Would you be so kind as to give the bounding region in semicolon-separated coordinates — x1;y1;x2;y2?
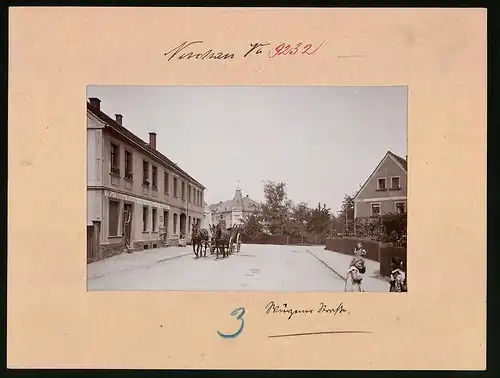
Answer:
217;307;245;339
268;41;324;58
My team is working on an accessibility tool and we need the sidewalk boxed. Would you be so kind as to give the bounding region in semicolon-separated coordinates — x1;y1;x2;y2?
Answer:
87;246;193;280
307;246;390;292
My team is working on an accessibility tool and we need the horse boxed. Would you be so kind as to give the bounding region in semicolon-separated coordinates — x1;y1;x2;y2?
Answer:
228;224;242;254
191;224;211;258
211;224;231;259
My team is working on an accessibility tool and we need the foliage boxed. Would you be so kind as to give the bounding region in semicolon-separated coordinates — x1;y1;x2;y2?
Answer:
240;210;264;240
353;212;407;243
239;181;335;240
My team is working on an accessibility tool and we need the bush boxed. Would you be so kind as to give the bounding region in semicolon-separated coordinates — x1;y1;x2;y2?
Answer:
354;213;406;244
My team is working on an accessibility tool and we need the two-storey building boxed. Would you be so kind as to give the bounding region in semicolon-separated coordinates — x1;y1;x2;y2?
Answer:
353;150;407;219
210;186;261;228
87;97;206;262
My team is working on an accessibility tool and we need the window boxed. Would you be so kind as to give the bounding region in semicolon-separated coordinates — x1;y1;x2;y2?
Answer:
110;143;120;175
396;202;406;214
173;213;178;233
188;185;192;202
142;161;150;186
200;191;203;206
377;178;386;190
152;165;158;190
152;208;157;231
188;216;192;230
181;181;185;200
164;172;169;194
174;177;178;197
143;206;149;231
391;176;401;190
371;203;381;217
109;200;120;236
125;150;133;180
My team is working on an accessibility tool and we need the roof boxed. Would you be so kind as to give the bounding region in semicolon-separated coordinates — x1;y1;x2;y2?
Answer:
87;101;205;189
210;196;261;213
388;151;407;171
353;150;407;200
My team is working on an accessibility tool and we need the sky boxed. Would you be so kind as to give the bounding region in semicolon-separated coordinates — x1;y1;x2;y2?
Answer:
87;86;407;213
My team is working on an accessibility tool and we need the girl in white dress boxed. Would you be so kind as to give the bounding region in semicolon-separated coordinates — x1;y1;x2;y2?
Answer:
345;243;367;292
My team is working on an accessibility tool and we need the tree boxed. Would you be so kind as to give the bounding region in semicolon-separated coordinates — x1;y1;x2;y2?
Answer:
338;194;355;234
261;181;294;235
240;210;264;240
308;202;332;235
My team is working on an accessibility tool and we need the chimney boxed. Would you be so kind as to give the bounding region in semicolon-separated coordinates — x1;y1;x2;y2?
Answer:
89;97;101;111
115;114;123;125
246;195;249;197
149;132;157;150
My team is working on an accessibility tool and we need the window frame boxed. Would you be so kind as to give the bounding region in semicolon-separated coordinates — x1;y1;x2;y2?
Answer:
376;177;387;191
110;142;120;176
173;177;178;198
164;171;170;194
142;160;150;187
152;165;158;190
142;206;149;232
395;201;406;214
152;207;157;232
390;176;401;190
124;149;133;181
370;202;382;217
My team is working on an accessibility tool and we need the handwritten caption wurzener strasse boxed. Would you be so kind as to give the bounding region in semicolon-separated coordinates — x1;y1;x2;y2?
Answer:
164;40;324;62
265;301;349;320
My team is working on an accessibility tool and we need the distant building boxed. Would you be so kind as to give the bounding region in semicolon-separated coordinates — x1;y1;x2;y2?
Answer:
87;97;206;262
202;201;213;231
353;151;407;219
210;187;261;228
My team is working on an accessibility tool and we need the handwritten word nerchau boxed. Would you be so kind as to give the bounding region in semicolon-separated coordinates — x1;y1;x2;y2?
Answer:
164;41;235;61
265;301;347;320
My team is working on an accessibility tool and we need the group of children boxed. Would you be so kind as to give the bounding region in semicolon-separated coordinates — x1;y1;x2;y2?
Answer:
344;242;407;292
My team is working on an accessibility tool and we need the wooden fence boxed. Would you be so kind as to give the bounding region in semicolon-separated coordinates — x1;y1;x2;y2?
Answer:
325;237;407;277
241;234;326;245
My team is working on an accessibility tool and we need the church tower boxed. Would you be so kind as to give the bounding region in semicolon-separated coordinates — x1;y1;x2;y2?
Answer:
231;181;244;225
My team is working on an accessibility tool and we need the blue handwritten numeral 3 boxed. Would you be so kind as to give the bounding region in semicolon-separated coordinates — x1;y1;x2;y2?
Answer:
217;307;245;339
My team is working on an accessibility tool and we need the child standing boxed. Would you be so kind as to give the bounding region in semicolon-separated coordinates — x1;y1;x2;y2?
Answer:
389;257;407;292
345;243;367;292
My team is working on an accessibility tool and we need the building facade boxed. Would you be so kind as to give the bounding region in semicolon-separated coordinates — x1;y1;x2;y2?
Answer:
87;97;206;262
202;201;213;231
353;151;407;219
210;188;261;228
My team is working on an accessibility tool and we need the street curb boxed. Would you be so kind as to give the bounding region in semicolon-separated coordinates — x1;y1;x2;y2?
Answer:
88;252;192;280
305;249;347;281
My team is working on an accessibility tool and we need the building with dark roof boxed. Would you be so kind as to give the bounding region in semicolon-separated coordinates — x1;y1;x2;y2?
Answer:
353;150;408;219
86;97;206;262
210;185;261;228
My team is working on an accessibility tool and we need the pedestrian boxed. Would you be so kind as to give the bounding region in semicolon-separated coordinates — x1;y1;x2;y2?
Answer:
389;257;407;292
345;256;365;292
345;243;367;292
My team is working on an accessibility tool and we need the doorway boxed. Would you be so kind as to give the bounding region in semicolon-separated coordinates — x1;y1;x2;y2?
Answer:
123;203;133;248
179;213;187;237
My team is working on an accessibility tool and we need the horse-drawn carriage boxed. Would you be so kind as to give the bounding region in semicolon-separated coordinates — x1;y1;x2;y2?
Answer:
191;223;242;259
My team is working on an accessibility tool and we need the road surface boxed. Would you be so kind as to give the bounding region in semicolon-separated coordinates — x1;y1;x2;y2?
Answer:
87;244;389;292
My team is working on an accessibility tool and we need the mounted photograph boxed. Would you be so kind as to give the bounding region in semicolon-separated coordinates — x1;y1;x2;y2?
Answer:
86;86;408;292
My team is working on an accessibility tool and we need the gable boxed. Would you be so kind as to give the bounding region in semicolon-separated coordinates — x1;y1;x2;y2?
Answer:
355;153;407;201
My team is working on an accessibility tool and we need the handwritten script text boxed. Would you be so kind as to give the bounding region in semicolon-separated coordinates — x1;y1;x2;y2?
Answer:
164;40;324;62
265;301;348;320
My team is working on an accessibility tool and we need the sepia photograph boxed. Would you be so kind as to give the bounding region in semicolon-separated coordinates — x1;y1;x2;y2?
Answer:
86;86;408;292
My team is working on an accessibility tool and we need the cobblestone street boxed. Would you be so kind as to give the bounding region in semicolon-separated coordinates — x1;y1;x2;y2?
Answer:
87;244;389;292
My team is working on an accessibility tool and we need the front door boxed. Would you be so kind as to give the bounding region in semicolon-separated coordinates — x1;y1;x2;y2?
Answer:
123;203;133;247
